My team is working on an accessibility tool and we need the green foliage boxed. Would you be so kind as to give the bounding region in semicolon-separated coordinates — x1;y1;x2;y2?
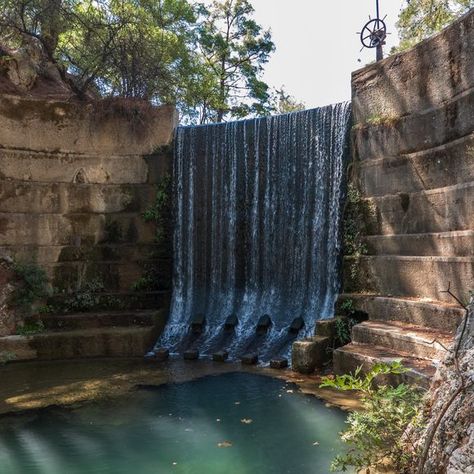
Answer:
135;173;172;292
339;298;355;315
143;173;172;247
334;317;357;346
187;0;275;122
395;0;473;52
0;0;277;123
343;184;372;282
11;262;50;313
16;319;45;336
320;362;424;472
272;86;305;115
62;278;105;312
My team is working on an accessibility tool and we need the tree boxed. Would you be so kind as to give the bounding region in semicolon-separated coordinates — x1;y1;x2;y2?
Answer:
196;0;275;123
272;86;305;115
396;0;473;52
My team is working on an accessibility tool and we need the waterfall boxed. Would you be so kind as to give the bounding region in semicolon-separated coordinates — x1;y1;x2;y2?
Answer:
156;103;351;362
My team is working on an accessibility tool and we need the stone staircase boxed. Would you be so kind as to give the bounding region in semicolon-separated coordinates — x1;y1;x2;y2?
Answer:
334;15;474;387
0;310;163;361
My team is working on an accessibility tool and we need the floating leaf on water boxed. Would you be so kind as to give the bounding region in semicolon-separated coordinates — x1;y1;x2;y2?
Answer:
217;441;233;448
240;418;253;424
312;441;320;446
234;401;240;405
286;390;294;393
216;418;221;422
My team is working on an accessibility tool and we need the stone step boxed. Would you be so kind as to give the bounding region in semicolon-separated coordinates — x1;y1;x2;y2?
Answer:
0;212;156;246
337;294;465;333
24;311;156;331
356;132;474;197
353;84;474;160
0;179;156;214
363;230;474;257
352;321;453;360
0;243;168;265
364;181;474;236
0;326;157;361
47;290;171;312
42;260;171;293
333;342;436;389
344;255;474;303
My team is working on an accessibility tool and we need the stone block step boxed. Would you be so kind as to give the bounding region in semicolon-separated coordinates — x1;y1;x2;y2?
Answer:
0;180;156;214
364;181;474;236
0;243;168;265
24;311;156;331
42;260;171;293
363;230;474;257
351;321;453;360
0;212;156;246
0;148;151;184
353;84;474;160
47;290;171;312
356;132;474;197
0;326;157;361
344;255;474;303
333;342;436;389
337;294;465;333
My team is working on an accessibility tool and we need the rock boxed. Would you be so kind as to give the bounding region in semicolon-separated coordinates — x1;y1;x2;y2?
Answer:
256;315;272;335
155;348;170;361
191;313;205;334
212;350;229;362
183;350;199;360
224;314;238;332
410;302;474;473
289;317;305;334
0;258;20;337
291;336;330;374
241;353;258;365
270;358;288;369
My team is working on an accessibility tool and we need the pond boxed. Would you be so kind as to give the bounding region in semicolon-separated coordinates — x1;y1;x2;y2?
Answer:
0;372;352;474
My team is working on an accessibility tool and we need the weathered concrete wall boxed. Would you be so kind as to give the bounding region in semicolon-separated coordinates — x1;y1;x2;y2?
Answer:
347;8;474;304
0;95;177;333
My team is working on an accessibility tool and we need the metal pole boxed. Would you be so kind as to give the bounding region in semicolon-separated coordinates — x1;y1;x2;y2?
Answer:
376;0;383;61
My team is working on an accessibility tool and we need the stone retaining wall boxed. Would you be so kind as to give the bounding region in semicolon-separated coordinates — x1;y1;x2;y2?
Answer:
0;96;177;333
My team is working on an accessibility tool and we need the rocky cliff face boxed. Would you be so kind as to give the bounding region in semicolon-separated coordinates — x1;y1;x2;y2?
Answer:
414;301;473;474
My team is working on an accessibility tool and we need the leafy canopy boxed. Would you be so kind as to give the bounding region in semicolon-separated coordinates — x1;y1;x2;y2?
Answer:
396;0;474;51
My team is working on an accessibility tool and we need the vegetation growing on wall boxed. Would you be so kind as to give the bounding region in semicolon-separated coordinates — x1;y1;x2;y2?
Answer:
11;262;50;314
321;361;424;472
133;173;172;292
342;183;373;284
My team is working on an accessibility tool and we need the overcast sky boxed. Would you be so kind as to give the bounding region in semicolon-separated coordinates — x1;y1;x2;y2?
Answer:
248;0;406;107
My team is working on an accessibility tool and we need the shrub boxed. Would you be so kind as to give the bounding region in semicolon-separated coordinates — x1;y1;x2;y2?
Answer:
11;262;50;313
320;361;424;472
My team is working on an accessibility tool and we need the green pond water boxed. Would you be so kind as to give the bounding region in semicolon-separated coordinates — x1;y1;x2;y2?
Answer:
0;372;352;474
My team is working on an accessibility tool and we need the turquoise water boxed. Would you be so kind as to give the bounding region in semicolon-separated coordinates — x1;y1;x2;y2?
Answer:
0;373;351;474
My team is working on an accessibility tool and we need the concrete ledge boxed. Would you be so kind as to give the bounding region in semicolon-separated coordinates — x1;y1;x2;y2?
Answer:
352;9;474;122
0;180;156;214
333;343;435;389
353;86;474;160
356;132;474;197
352;321;452;360
364;230;474;257
0;96;177;154
0;213;156;246
365;181;474;235
0;243;166;264
344;255;474;303
0;326;157;361
338;294;465;333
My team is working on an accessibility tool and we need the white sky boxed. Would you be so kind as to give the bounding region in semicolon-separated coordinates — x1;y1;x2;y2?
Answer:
249;0;406;107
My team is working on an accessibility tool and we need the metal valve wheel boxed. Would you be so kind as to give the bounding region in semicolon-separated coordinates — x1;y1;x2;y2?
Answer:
360;18;387;48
